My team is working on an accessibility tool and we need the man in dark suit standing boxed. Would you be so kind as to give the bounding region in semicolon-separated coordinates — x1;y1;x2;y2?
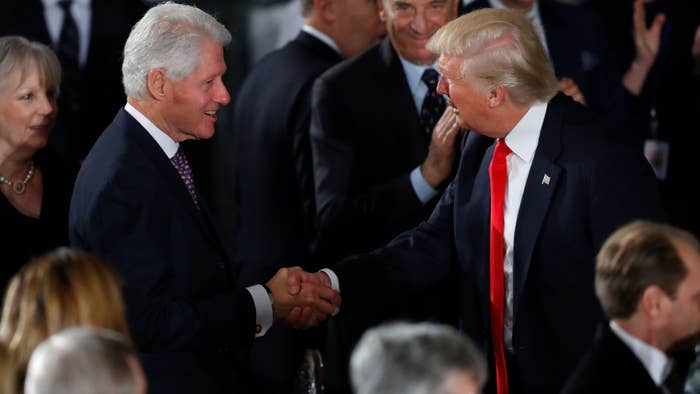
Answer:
310;0;462;264
231;0;385;391
310;8;665;394
563;220;700;394
0;0;149;163
69;3;340;394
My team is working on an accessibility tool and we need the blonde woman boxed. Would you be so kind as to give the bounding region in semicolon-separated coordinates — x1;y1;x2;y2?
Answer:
0;247;129;391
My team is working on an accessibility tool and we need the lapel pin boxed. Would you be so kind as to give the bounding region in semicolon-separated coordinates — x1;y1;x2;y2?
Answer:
542;174;550;185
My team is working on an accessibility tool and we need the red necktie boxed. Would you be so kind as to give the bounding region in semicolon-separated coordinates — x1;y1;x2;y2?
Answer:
489;139;511;394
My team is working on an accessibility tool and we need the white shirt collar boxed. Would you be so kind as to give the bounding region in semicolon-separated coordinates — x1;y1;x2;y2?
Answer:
398;55;439;95
301;24;341;55
610;321;673;386
124;103;179;160
503;101;547;164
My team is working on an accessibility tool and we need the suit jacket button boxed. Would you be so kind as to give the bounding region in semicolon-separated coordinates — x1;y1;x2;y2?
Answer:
255;324;262;334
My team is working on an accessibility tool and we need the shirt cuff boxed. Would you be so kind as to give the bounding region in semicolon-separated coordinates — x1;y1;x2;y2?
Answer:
246;285;273;337
410;166;438;204
319;268;340;316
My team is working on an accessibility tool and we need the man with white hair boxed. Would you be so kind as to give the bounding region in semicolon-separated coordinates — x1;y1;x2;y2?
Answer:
24;327;147;394
69;3;341;393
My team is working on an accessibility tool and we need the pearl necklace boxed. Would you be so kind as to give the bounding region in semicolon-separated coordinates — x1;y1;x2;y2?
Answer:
0;161;35;194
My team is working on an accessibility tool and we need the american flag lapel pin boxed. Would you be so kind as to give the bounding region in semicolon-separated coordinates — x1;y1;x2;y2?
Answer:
542;174;551;185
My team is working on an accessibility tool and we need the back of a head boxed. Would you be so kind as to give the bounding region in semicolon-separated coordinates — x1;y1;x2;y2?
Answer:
595;220;700;319
427;8;558;106
122;1;231;100
350;322;487;394
24;327;144;394
0;248;129;383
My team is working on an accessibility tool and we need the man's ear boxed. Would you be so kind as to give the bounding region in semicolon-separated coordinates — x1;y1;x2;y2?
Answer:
146;68;167;100
316;0;335;22
378;0;387;22
487;85;506;108
640;285;669;321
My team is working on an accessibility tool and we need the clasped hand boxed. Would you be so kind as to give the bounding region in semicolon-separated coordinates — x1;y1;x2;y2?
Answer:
265;267;340;329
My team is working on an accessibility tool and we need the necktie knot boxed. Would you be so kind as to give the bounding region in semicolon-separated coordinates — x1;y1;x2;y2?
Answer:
421;68;440;91
493;139;512;162
419;68;446;135
171;148;199;209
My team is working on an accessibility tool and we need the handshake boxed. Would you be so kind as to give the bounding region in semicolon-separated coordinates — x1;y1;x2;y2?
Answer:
265;267;341;329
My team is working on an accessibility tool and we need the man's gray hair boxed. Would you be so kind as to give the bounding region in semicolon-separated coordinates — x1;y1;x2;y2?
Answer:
122;1;231;100
24;327;141;394
350;322;487;394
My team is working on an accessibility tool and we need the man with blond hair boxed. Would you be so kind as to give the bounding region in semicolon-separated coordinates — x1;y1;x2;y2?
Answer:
309;8;664;394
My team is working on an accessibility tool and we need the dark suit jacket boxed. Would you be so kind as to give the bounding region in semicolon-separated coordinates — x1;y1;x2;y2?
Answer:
311;37;440;263
332;94;665;394
461;0;634;134
70;109;255;394
233;31;342;284
0;0;148;162
562;323;664;394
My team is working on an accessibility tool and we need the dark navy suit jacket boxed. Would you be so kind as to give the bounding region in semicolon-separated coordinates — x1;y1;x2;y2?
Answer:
311;37;443;263
562;323;665;394
70;109;255;394
233;31;342;283
332;94;665;394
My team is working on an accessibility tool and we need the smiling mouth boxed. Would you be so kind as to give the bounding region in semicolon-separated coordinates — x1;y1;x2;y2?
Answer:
204;110;217;119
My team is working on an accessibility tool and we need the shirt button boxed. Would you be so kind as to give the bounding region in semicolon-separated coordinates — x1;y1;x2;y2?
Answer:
255;324;262;334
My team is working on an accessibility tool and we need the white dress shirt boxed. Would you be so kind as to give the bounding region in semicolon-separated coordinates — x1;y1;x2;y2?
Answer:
501;101;547;351
42;0;92;66
610;321;673;386
124;103;273;337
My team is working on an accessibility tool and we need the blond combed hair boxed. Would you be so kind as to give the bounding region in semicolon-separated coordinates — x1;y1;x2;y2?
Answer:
427;8;558;106
0;248;129;389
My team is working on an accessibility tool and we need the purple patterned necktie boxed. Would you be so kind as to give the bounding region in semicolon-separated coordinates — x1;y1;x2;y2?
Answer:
171;148;199;209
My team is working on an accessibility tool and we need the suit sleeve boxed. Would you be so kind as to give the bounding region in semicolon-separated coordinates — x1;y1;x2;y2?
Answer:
310;76;432;261
71;173;255;353
331;165;459;320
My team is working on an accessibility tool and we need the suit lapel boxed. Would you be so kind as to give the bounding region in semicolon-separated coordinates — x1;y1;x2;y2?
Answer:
118;110;230;259
512;95;564;317
455;133;494;330
378;38;431;152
